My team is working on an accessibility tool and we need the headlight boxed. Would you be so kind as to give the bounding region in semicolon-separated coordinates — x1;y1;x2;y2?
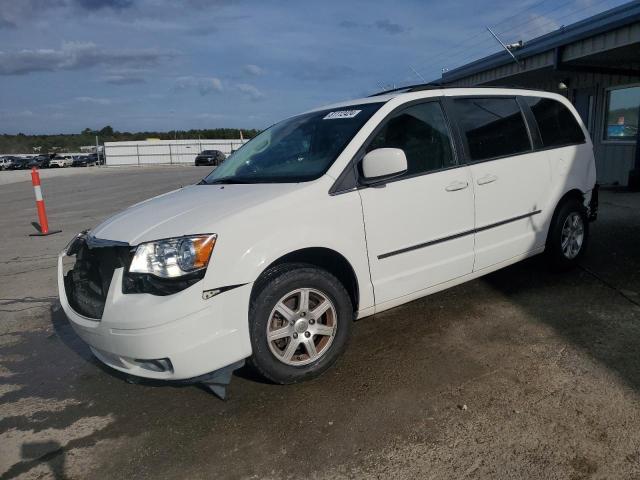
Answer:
129;234;217;278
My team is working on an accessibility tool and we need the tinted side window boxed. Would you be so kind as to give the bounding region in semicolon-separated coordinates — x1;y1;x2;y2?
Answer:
452;97;531;161
367;102;455;176
524;96;585;147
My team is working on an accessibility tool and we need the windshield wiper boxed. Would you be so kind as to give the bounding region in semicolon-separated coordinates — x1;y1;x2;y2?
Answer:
205;177;254;185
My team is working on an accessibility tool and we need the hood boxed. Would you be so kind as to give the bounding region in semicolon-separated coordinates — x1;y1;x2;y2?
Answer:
90;183;304;245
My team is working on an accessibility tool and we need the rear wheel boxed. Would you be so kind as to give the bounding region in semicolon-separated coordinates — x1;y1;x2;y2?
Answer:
247;263;353;384
546;198;589;270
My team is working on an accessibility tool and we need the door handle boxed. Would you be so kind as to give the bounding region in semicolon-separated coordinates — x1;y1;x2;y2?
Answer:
477;174;498;185
445;181;469;192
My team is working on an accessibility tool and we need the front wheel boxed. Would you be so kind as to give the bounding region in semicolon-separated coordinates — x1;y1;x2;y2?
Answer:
546;198;589;270
247;264;353;384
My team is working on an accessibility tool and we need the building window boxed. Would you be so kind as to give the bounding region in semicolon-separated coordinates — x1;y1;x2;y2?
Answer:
604;86;640;141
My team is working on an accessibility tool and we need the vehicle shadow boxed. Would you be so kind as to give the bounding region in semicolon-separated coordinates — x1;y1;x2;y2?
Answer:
0;441;66;480
480;190;640;392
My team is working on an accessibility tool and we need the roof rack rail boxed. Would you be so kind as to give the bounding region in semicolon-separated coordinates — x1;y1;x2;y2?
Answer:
368;82;443;97
368;82;546;97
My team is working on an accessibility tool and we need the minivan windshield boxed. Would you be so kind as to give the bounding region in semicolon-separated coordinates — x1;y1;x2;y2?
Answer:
203;102;383;184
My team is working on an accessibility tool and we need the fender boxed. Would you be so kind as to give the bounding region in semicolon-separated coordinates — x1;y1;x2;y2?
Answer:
200;177;376;313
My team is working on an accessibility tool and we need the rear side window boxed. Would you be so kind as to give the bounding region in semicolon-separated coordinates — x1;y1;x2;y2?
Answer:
367;101;455;176
452;97;531;161
524;96;585;147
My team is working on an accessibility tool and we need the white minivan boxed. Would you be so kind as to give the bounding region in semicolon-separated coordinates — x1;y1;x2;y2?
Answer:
58;87;598;396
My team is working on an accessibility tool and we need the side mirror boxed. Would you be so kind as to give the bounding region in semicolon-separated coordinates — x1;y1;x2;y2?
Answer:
360;148;407;185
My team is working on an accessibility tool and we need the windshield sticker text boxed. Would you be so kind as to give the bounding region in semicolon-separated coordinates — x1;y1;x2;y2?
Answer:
323;110;361;120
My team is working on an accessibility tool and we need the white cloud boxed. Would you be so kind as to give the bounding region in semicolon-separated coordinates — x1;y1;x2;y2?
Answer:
243;64;265;76
504;13;559;42
174;76;223;95
525;13;559;38
104;74;145;85
209;77;223;91
0;42;177;75
75;96;113;105
236;83;264;101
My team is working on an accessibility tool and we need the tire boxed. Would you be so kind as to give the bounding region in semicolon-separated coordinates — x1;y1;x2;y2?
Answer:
546;197;589;270
247;263;353;384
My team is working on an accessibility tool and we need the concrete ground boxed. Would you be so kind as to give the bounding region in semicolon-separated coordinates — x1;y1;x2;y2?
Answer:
0;165;193;187
1;166;640;479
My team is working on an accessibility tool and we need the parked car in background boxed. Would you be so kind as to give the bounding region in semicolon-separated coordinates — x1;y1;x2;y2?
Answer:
87;153;103;165
50;155;74;168
6;157;28;170
72;155;98;167
59;87;597;397
28;155;50;168
195;149;226;166
0;156;17;170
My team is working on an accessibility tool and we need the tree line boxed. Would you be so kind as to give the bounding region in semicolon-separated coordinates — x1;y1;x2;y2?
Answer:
0;126;260;154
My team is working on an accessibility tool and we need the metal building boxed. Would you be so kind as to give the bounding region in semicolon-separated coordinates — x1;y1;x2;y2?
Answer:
104;139;247;166
438;1;640;187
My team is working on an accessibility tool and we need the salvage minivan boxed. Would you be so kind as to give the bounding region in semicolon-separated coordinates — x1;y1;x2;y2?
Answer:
58;86;598;396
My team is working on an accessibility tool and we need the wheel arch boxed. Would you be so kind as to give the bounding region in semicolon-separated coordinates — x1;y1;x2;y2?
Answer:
251;247;360;312
558;188;585;205
546;188;586;243
551;188;586;221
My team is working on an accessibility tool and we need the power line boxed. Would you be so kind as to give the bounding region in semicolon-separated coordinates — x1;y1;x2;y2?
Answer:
495;0;618;39
407;0;624;83
489;0;563;30
407;0;581;76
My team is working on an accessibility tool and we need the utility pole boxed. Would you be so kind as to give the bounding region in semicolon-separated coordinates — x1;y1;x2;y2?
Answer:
95;135;101;165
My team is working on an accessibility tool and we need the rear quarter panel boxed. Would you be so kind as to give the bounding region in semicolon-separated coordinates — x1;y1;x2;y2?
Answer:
540;94;597;212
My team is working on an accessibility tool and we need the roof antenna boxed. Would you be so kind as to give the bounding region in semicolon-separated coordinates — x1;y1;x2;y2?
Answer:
486;26;520;65
376;81;397;92
409;65;426;83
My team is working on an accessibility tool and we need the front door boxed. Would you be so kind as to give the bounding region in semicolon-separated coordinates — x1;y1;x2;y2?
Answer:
358;100;476;306
573;87;597;135
448;96;551;271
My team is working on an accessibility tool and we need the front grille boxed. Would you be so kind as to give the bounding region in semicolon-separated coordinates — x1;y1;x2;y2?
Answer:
64;237;132;319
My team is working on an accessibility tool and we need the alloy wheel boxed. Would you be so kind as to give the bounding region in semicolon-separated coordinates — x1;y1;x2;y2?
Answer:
561;212;584;259
266;288;337;366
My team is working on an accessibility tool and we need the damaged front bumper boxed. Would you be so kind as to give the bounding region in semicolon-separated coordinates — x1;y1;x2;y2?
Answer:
57;237;252;397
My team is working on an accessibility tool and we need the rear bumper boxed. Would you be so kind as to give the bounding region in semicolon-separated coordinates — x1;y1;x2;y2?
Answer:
57;252;252;380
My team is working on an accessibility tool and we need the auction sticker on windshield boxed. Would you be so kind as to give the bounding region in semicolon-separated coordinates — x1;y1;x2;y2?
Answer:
323;110;361;120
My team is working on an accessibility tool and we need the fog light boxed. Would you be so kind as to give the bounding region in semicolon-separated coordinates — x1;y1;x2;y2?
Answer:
133;358;173;373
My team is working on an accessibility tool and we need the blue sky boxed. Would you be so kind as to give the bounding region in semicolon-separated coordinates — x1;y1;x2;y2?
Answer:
0;0;628;134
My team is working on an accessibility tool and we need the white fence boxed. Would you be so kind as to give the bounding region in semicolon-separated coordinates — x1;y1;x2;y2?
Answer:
104;139;247;166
